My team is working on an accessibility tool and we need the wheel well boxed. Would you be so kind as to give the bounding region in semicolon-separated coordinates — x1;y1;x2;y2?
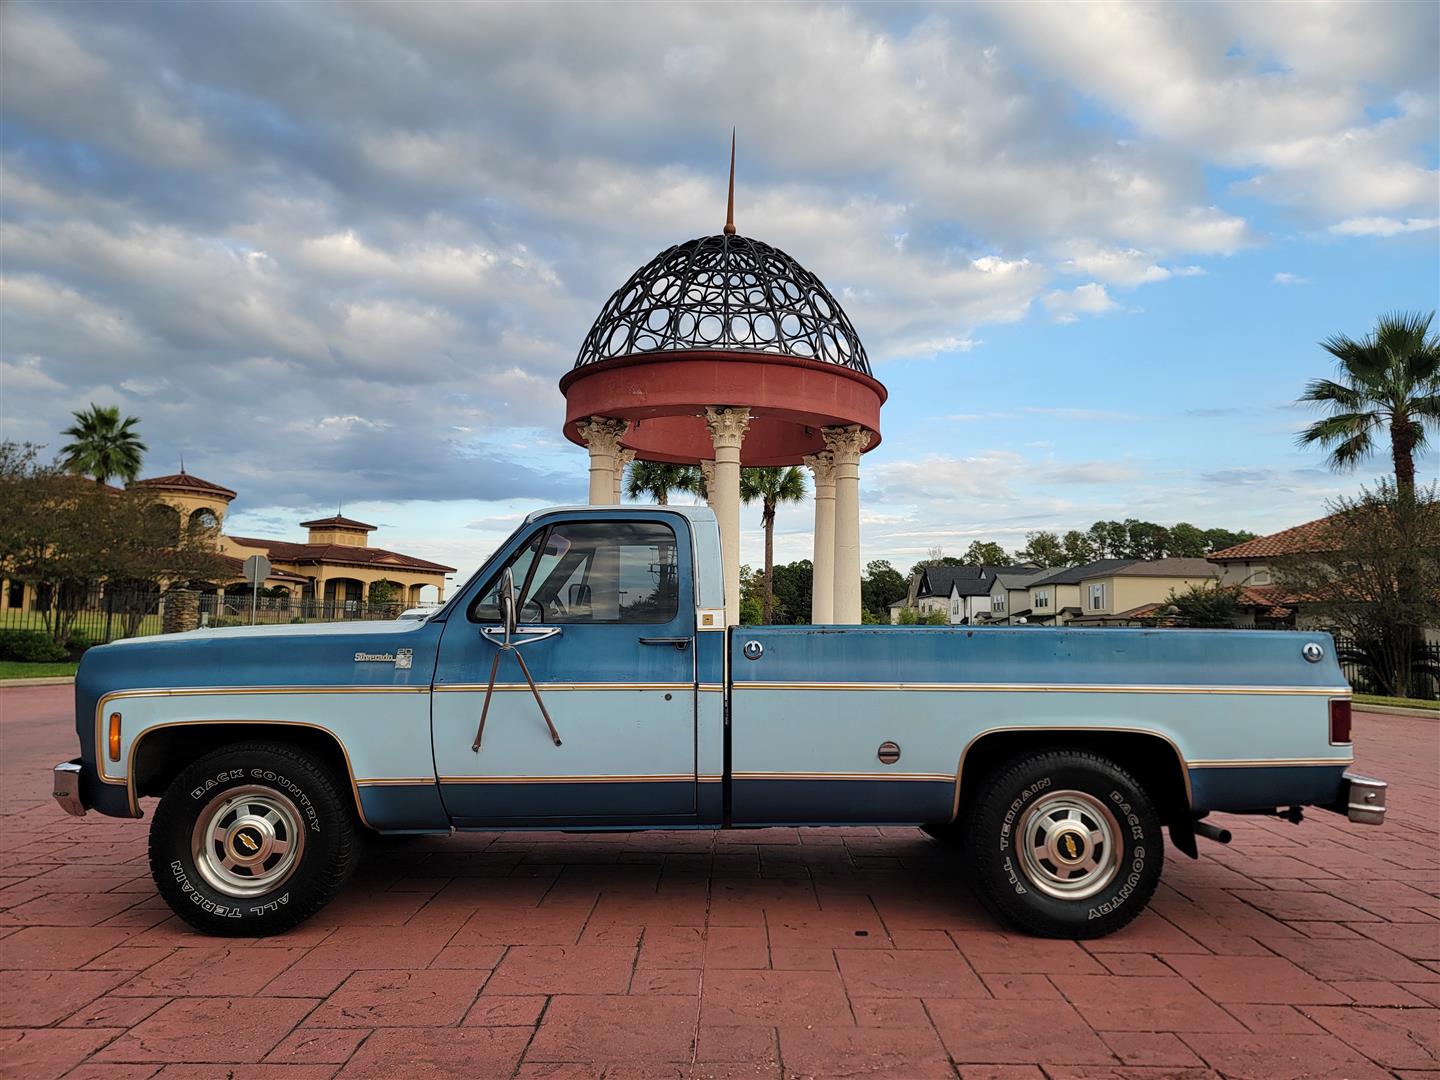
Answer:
957;729;1191;826
132;723;354;805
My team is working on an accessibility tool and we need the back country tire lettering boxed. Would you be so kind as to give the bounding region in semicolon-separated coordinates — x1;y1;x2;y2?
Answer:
149;741;361;937
960;747;1164;939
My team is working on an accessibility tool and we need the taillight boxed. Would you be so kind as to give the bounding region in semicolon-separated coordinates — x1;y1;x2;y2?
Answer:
108;712;122;761
1329;699;1352;745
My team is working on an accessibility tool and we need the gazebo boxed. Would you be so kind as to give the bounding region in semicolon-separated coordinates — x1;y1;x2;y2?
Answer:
559;150;885;625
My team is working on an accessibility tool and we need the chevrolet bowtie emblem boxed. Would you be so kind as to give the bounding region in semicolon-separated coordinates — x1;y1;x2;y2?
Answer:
237;833;259;852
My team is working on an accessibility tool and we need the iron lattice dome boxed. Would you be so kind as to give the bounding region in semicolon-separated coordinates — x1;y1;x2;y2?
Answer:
575;233;871;374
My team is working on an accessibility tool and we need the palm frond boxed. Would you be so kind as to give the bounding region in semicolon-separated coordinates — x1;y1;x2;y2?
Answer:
740;466;808;505
1298;378;1366;410
1410;393;1440;421
1327;431;1377;470
1297;410;1379;448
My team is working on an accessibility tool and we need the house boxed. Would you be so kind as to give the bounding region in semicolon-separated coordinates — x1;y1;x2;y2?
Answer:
1204;514;1355;629
225;515;455;610
982;568;1049;623
1066;558;1220;626
1012;559;1138;625
890;563;1039;624
0;470;456;617
1207;516;1342;588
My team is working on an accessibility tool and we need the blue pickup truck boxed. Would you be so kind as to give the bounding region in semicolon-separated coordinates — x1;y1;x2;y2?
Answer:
53;505;1385;939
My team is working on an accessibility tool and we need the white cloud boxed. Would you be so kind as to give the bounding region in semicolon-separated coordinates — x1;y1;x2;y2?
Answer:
1058;245;1173;287
1328;216;1440;237
1272;272;1310;285
1042;283;1118;324
987;2;1437;223
0;0;1433;522
0;355;65;394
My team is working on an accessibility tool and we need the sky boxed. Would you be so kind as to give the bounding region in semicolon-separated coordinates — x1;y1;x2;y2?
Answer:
1;1;1437;587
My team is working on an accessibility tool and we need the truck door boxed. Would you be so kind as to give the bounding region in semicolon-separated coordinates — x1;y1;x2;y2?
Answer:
431;513;698;826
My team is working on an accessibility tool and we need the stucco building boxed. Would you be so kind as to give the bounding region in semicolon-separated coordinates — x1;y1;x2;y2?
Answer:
0;470;455;617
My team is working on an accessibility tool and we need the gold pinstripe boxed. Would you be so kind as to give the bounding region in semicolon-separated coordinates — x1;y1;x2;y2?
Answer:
733;771;954;783
434;682;694;693
733;682;1349;696
437;774;695;784
1188;757;1352;768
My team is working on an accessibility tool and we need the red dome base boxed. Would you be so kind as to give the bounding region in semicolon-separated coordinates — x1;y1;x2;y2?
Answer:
559;350;886;466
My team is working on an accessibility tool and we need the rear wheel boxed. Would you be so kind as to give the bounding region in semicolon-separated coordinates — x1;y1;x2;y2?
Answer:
964;748;1163;938
148;742;361;936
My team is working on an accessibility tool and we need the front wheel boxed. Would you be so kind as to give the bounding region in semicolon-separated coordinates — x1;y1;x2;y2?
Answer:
148;742;362;936
964;749;1163;938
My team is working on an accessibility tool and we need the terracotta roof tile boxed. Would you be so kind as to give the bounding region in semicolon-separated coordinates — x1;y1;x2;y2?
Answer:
134;472;238;499
298;515;377;531
226;536;455;574
1208;515;1341;560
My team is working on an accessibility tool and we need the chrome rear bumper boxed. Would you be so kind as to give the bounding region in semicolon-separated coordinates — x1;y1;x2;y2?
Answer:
1341;770;1387;826
52;760;86;818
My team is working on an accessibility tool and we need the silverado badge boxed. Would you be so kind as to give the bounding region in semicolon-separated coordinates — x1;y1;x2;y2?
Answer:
354;648;413;670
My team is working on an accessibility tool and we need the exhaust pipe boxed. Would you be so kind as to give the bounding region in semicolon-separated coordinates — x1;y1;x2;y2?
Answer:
1193;819;1231;845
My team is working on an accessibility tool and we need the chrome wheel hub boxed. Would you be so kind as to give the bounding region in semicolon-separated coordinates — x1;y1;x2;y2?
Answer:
192;786;305;898
1015;790;1121;900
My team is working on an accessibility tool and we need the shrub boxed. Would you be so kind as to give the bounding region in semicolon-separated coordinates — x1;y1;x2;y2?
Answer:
0;630;71;663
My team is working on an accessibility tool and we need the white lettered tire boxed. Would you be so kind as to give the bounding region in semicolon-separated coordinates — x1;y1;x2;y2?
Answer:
148;742;361;936
965;748;1163;938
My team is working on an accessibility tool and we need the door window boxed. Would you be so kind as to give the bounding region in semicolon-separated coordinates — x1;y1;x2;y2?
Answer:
471;520;680;625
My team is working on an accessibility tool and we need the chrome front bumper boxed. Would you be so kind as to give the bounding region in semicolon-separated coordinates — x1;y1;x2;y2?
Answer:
1341;770;1387;826
52;760;86;818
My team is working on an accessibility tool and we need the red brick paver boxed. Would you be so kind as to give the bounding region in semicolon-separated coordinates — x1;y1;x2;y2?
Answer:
1;683;1437;1078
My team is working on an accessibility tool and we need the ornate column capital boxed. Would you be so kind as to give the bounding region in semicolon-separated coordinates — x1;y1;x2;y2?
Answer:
615;447;637;472
698;459;717;499
577;416;631;455
821;424;871;463
803;450;837;489
704;406;751;450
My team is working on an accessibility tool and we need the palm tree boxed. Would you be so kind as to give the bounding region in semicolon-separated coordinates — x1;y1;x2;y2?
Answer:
60;404;147;486
740;466;808;623
1298;310;1440;495
624;461;704;505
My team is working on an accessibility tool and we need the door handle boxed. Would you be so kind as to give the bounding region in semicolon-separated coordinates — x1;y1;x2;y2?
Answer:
639;637;691;651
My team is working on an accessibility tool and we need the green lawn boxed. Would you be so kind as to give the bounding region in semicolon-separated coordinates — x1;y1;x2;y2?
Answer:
0;660;79;680
1353;693;1440;711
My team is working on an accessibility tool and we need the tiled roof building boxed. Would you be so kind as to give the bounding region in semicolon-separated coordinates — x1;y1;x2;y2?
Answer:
143;470;455;608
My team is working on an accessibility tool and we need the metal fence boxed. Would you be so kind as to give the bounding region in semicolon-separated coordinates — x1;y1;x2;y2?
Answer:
1;586;434;645
1333;636;1440;699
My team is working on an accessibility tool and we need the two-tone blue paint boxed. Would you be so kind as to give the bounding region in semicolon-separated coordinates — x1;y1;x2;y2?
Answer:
72;506;1353;836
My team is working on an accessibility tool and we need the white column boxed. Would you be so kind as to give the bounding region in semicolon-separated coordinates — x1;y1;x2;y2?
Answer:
803;450;836;624
698;460;717;506
823;425;870;624
576;416;630;506
613;448;636;504
705;406;750;626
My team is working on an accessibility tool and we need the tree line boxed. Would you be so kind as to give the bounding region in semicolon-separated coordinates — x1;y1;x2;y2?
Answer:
913;519;1259;576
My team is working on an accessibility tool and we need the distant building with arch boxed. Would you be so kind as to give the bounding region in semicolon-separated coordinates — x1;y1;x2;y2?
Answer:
0;470;455;617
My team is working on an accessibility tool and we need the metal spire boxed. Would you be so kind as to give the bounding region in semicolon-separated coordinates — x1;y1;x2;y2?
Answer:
723;128;736;235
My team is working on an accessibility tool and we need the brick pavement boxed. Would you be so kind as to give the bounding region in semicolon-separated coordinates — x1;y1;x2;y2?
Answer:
1;683;1436;1079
